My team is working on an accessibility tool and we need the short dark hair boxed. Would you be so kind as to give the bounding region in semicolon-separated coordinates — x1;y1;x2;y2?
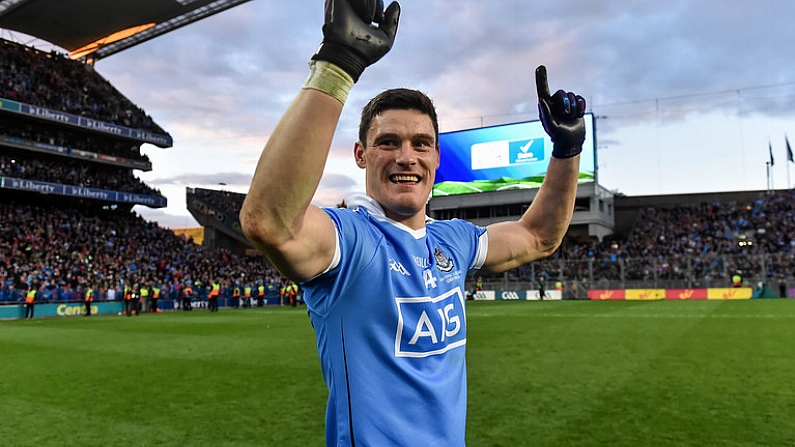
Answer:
358;88;439;146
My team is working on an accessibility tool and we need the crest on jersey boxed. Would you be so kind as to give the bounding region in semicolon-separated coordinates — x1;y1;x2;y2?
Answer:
434;248;454;272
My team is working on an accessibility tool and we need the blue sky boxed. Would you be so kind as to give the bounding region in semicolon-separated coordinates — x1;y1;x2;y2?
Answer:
12;0;795;228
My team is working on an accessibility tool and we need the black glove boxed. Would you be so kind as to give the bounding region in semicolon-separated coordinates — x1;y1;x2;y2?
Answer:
536;65;586;159
312;0;401;83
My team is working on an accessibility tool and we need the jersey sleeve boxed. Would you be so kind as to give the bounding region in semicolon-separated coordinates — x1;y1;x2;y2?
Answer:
301;207;380;316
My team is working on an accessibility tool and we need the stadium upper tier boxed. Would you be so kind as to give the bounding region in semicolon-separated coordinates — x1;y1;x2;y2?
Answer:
0;37;172;208
0;152;161;197
0;112;151;170
0;38;171;146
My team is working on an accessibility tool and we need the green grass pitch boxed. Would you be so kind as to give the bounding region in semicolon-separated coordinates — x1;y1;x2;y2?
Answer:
2;300;794;446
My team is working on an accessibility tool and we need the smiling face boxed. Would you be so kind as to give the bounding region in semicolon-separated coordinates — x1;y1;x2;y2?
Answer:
355;108;440;229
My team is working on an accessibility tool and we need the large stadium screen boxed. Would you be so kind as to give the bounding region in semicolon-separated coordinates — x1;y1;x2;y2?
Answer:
433;114;595;196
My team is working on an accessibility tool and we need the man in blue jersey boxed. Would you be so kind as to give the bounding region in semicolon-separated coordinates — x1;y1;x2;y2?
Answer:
240;0;586;445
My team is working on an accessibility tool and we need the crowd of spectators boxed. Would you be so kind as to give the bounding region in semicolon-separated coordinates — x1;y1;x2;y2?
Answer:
191;187;246;217
0;200;285;303
511;190;795;287
0;39;294;306
0;38;167;135
0;152;162;197
192;187;795;289
3;189;794;305
0;112;149;164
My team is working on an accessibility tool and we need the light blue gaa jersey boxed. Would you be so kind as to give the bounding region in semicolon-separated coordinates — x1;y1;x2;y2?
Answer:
302;194;487;447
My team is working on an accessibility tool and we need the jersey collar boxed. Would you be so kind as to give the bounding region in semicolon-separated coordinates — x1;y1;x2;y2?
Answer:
345;193;431;239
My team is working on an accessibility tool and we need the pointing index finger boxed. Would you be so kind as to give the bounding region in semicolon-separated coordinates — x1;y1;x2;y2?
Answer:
535;65;550;101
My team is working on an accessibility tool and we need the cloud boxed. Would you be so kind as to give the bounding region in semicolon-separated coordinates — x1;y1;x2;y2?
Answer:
73;0;795;227
133;206;199;230
149;171;253;189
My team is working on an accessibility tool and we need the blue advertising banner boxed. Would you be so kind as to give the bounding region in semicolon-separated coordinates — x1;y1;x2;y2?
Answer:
1;177;167;208
0;97;172;147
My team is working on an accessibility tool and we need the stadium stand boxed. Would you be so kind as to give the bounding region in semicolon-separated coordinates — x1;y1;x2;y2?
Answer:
0;152;160;196
0;112;151;165
186;187;252;256
0;38;169;205
0;37;287;307
499;189;795;294
0;198;284;304
182;186;795;297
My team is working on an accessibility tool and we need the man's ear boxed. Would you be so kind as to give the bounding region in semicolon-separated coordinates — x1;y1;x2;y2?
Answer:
354;142;366;168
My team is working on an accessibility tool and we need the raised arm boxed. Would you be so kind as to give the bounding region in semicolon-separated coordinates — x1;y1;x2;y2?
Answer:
240;0;400;281
483;66;586;273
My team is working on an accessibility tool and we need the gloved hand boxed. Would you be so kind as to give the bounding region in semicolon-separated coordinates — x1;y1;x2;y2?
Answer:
312;0;401;83
536;65;586;159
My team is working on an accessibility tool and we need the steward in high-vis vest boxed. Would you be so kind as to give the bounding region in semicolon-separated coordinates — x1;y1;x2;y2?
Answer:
124;285;134;316
140;286;150;313
233;285;241;308
257;283;265;307
182;284;193;311
732;271;743;288
25;285;36;319
84;287;94;317
289;282;299;307
208;281;220;312
151;285;161;313
243;285;252;308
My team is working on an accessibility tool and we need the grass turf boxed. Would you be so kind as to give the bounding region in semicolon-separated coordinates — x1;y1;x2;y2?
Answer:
1;300;794;446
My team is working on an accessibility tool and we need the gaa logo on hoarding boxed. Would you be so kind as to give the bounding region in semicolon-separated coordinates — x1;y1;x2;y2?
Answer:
501;291;521;300
473;291;494;300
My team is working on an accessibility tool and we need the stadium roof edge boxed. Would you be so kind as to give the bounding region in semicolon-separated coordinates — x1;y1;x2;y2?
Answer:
0;0;252;62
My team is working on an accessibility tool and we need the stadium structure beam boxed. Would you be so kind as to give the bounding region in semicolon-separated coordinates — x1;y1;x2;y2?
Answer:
0;0;253;62
86;0;253;62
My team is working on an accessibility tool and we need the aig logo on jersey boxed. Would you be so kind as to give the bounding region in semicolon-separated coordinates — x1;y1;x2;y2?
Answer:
394;288;466;358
